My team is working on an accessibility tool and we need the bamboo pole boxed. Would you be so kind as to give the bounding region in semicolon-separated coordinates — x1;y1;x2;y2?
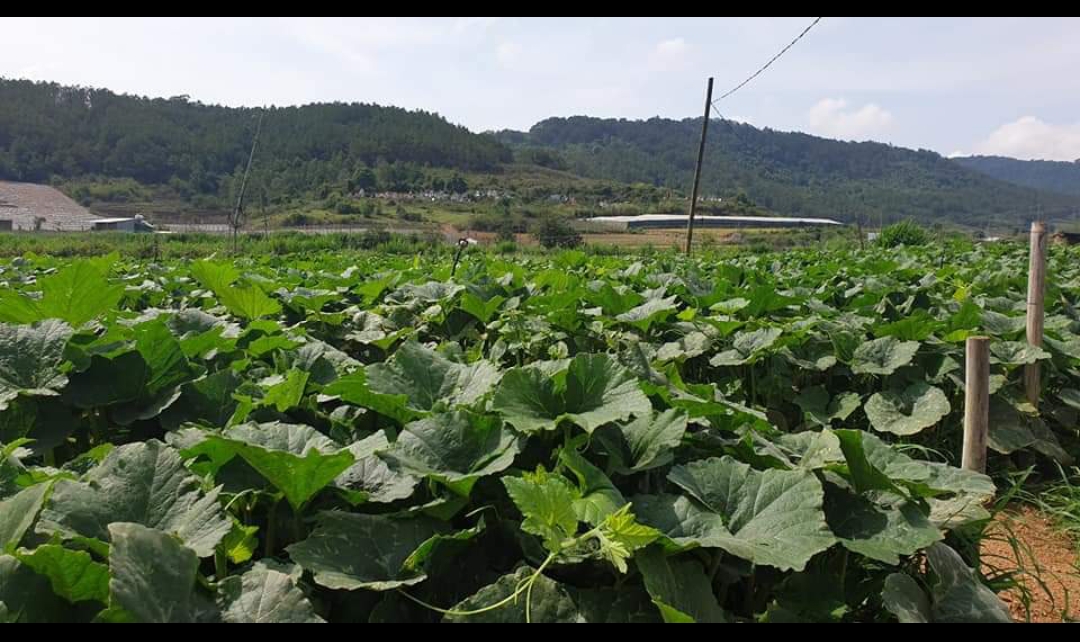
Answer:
962;336;990;474
1025;221;1048;407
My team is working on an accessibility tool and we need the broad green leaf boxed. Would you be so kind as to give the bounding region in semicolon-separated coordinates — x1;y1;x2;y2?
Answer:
644;457;835;571
710;297;750;315
218;561;325;623
490;367;563;433
1059;388;1080;411
590;283;645;316
286;512;443;591
559;448;625;525
636;547;726;623
656;330;714;362
1046;335;1080;360
0;320;73;411
492;353;651;434
604;409;688;474
379;411;521;492
883;573;932;623
247;334;299;358
830;429;902;494
926;543;1011;623
401;523;484;574
768;565;850;622
987;398;1036;454
323;369;417;424
0;483;51;551
0;554;69;622
15;545;108;604
215;422;354;511
874;310;940;341
335;432;419;504
37;441;231;557
284;340;359;385
0;260;122;327
108;522;199;623
615;295;679;332
709;327;782;366
824;487;942;565
569;587;662;623
795;387;860;427
160;369;242;430
261;369;309;412
63;320;195;420
990;341;1051;366
190;259;240;294
851;337;920;375
981;310;1026;336
459;292;506;324
218;285;282;321
365;341;500;413
864;383;950;436
132;319;195;399
386;281;463;305
503;470;581;552
741;285;799;318
780;342;838;371
443;567;583;623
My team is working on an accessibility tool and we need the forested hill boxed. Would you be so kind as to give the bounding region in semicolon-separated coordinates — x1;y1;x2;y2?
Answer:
953;155;1080;198
497;116;1080;226
0;78;510;206
3;77;1078;226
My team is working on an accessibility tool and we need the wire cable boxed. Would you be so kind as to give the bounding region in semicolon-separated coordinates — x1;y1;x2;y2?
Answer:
711;17;822;110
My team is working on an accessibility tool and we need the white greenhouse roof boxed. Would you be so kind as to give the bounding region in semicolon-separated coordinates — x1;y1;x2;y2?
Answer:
584;214;844;226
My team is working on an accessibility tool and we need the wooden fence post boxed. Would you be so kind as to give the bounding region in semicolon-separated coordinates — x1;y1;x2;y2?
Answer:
962;336;990;474
1025;221;1048;408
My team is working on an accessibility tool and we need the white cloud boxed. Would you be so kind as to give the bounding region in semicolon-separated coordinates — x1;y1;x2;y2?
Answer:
649;38;690;71
807;98;894;141
496;42;522;69
972;116;1080;161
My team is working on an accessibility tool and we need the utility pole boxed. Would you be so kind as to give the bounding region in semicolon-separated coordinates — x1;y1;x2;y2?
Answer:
684;77;714;255
230;110;264;252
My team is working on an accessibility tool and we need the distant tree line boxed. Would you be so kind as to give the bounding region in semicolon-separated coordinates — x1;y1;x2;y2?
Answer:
497;116;1080;225
0;79;509;209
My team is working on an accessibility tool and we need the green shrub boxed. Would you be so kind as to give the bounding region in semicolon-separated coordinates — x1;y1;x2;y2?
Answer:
495;223;517;244
282;212;312;227
878;220;929;248
494;240;518;254
533;216;582;249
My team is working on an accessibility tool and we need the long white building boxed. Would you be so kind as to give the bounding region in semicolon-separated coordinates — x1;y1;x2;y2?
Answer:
584;214;844;230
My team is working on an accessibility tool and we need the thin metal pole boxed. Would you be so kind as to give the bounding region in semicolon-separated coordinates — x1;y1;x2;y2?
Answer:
685;77;714;255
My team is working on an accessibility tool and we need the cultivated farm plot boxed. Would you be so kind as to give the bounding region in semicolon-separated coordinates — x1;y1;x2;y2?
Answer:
0;240;1078;623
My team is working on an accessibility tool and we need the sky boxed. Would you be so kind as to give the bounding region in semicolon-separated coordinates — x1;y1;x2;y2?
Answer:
2;17;1079;162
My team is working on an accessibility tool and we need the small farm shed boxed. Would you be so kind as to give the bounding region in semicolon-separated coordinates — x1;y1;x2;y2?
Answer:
90;215;156;233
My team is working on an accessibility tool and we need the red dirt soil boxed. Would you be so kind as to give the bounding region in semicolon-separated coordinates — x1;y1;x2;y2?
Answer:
981;506;1080;622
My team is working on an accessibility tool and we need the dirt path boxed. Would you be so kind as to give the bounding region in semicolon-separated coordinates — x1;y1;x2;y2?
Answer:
981;506;1080;622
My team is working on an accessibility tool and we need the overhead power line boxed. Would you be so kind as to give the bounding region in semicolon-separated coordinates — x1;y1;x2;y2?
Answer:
711;17;823;109
685;17;823;254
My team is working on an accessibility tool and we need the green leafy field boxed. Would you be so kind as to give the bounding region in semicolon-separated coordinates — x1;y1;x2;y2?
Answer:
1;239;1078;623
